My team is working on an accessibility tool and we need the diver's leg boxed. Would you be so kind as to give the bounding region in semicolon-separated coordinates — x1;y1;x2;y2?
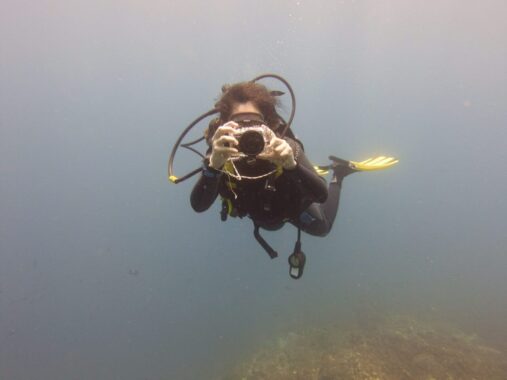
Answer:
320;161;351;226
297;155;398;236
321;177;343;228
297;204;330;236
296;157;356;236
296;176;343;237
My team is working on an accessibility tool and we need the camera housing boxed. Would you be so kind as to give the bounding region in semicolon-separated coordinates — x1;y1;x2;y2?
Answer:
237;129;265;156
234;124;273;157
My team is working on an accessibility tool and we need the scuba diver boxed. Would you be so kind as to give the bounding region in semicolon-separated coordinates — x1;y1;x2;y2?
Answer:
168;74;398;279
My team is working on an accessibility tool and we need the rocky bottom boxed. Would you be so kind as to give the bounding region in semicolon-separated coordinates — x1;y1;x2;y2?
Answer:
221;315;507;380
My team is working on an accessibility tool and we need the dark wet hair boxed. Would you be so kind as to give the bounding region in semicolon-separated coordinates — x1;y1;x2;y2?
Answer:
215;82;281;129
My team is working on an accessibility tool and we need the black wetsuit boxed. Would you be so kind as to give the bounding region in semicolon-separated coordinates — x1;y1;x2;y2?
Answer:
190;138;344;237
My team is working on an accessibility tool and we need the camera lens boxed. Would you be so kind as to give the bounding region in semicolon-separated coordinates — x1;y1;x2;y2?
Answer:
238;130;265;156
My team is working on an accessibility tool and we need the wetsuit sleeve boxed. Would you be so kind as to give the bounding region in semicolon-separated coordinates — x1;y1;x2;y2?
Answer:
190;160;223;212
285;139;328;203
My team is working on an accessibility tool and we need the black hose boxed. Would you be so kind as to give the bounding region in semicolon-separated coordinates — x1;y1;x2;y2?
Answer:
251;73;296;138
167;108;218;183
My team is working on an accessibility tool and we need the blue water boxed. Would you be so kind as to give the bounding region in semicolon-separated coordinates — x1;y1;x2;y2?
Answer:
1;1;506;379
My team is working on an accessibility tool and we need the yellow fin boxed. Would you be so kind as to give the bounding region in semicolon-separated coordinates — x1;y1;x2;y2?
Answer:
313;166;329;176
350;156;399;171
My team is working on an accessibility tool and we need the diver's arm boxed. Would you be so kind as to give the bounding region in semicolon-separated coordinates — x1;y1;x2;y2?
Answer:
285;139;328;203
190;162;223;212
191;124;238;212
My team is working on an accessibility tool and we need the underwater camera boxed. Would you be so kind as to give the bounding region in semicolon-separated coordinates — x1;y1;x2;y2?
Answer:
233;120;273;157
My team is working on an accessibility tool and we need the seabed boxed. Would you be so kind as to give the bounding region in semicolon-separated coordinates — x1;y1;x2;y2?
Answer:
221;314;507;380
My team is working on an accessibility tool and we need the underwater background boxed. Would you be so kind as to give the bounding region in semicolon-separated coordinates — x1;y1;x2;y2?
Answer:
1;1;506;379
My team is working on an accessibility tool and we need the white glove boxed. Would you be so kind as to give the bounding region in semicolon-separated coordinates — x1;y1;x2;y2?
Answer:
258;136;297;170
208;121;239;169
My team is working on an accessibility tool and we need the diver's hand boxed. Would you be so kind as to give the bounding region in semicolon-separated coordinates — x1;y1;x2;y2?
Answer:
258;137;297;170
209;122;239;169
